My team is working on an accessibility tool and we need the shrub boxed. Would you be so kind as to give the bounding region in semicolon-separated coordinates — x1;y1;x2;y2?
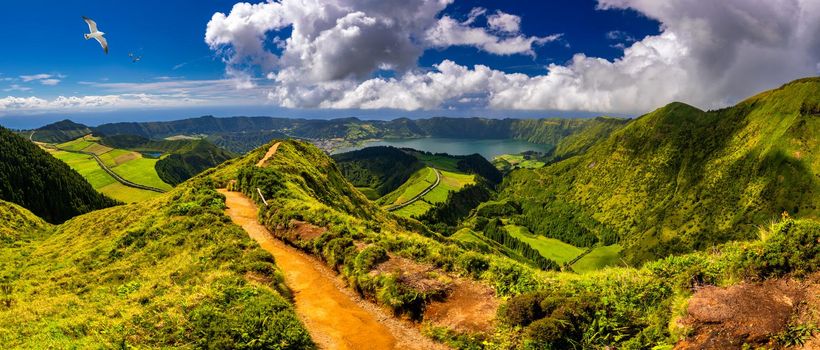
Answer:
456;252;490;278
354;245;388;272
322;237;355;268
502;292;545;327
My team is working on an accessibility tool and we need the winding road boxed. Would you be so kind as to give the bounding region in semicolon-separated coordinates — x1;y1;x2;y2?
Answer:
385;168;441;212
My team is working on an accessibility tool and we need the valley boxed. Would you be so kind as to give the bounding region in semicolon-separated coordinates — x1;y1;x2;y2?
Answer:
4;2;819;348
0;78;818;349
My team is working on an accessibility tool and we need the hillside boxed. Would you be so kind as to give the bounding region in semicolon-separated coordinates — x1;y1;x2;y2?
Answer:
155;140;237;185
0;127;118;223
499;78;820;263
0;179;312;348
203;139;820;349
28;119;93;143
1;135;818;348
98;135;237;185
332;146;425;198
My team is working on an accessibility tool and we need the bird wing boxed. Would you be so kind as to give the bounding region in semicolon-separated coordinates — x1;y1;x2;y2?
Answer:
94;35;108;54
82;16;98;33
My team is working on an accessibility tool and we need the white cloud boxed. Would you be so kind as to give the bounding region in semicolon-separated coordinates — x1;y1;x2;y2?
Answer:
487;11;521;33
206;0;559;87
20;74;53;82
19;73;64;86
284;0;819;113
0;94;206;114
0;78;275;114
425;15;560;56
39;79;61;86
3;84;31;92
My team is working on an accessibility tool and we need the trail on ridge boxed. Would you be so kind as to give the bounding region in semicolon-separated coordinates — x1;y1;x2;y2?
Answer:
219;189;445;349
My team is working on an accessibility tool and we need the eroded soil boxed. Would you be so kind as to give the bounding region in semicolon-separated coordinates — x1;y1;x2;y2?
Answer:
676;274;820;350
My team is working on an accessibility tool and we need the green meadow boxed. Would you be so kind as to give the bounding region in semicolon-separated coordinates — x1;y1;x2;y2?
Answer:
110;157;172;191
390;168;475;218
504;224;584;264
49;149;162;203
572;244;624;273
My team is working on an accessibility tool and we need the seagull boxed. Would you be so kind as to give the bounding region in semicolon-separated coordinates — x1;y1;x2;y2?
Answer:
128;52;141;63
82;16;108;54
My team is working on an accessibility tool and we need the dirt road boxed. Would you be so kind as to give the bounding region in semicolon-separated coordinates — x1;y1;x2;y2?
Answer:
256;142;281;167
219;189;445;350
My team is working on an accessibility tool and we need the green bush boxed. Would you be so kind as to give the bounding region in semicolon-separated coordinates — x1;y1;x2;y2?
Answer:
322;237;355;268
456;252;490;278
354;245;388;273
740;219;819;278
502;293;545;327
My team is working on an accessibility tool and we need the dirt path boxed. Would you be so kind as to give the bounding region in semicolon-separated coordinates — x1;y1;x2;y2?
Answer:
219;189;445;350
256;142;281;167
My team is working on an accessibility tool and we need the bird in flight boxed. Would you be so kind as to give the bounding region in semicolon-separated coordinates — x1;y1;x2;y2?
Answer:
128;52;142;63
82;16;108;54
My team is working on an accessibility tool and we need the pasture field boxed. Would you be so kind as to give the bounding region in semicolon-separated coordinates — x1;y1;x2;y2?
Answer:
493;154;546;170
48;150;161;203
504;225;584;264
387;168;475;218
97;149;137;167
56;138;94;151
572;244;623;273
110;157;172;191
377;167;438;206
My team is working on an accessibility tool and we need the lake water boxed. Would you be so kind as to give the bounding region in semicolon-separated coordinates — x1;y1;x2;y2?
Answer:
333;138;550;160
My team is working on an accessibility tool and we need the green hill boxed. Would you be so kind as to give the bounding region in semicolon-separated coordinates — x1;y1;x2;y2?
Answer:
98;135;236;185
332;146;425;198
0;127;118;223
99;134;236;186
2;133;818;349
0;180;312;348
28;119;93;144
499;78;820;263
154;140;237;185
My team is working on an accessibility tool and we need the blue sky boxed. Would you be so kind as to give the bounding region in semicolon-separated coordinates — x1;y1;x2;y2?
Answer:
1;0;817;128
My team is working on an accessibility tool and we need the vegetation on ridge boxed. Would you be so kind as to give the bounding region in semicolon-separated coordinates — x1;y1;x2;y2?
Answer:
0;127;118;223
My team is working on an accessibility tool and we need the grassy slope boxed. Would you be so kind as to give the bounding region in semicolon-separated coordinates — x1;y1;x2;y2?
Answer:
5;136;818;349
0;182;312;348
392;169;475;218
57;137;172;191
504;225;584;264
0;200;50;242
110;157;172;191
501;78;820;263
49;150;161;203
378;167;438;206
572;244;623;273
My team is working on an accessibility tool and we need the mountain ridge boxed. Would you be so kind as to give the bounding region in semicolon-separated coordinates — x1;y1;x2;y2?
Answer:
499;77;820;263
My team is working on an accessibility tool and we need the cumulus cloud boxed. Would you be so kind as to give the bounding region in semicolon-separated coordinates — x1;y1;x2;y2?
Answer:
425;14;560;56
487;11;521;33
205;0;559;85
205;0;820;114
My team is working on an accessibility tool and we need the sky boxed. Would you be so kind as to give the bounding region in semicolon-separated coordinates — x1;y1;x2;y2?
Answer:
1;0;819;128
